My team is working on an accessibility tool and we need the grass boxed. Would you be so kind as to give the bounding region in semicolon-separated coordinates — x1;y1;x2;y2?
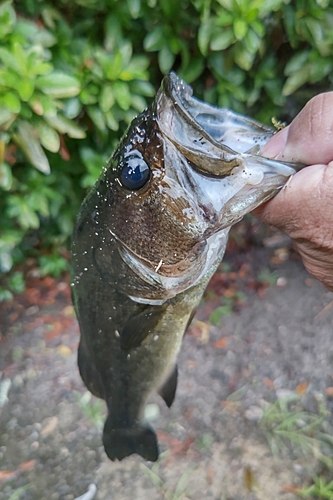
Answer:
140;453;193;500
257;268;279;286
77;391;106;429
8;485;31;500
209;298;234;325
258;392;333;499
298;476;333;499
258;393;333;466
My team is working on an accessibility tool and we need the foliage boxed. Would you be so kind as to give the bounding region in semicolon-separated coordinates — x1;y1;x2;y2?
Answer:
1;0;333;287
299;476;333;499
140;460;193;500
209;298;233;325
77;390;106;429
258;392;333;467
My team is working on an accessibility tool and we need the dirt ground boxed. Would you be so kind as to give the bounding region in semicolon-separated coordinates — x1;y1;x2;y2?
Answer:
1;229;333;500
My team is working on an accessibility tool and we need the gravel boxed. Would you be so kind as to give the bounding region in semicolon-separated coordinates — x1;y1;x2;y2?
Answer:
1;249;333;499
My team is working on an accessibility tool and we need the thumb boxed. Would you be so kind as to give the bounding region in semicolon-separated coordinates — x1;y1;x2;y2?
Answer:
261;92;333;165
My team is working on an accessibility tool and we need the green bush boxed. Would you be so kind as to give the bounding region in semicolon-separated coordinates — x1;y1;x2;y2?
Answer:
1;0;333;287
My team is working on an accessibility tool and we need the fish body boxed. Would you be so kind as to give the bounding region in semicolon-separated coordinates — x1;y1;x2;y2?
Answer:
72;73;302;462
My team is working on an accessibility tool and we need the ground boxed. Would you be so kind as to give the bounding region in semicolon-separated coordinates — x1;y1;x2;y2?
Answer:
1;222;333;500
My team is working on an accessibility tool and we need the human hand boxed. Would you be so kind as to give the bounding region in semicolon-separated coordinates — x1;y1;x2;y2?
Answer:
253;92;333;291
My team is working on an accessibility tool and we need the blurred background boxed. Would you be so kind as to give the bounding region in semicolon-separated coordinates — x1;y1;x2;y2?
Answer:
1;1;333;499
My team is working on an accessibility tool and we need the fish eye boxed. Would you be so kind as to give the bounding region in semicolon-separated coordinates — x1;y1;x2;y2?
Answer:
119;152;150;190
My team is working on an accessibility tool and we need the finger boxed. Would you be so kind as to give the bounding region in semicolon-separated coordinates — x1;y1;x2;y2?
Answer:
260;126;289;158
261;92;333;165
253;163;330;234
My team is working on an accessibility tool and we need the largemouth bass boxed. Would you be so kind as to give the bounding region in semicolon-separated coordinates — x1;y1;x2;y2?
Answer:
71;73;302;462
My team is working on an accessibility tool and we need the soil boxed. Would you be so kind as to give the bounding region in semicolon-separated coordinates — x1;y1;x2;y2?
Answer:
1;229;333;500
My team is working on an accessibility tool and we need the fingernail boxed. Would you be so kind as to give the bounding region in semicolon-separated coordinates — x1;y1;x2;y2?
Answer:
260;127;289;159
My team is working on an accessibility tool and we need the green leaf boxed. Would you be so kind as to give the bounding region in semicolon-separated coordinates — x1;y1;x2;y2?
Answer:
309;57;333;82
0;231;22;273
158;45;175;74
233;18;248;41
179;57;205;83
285;51;311;75
112;81;131;110
127;0;141;18
251;19;265;37
12;42;28;75
105;110;119;131
0;1;16;39
209;302;233;325
105;14;122;52
258;0;284;16
0;289;13;301
216;0;233;11
244;28;261;54
16;78;35;101
86;106;106;131
13;121;51;174
29;94;57;117
119;41;133;69
234;46;255;71
282;65;311;96
144;28;165;51
44;114;86;139
35;121;60;153
33;28;57;48
80;88;98;105
1;92;21;113
28;60;53;77
119;55;149;80
99;84;115;112
0;107;15;128
131;80;155;97
80;146;108;187
14;18;38;39
27;191;49;217
215;11;234;27
0;47;20;72
8;195;40;230
36;72;81;98
63;98;81;119
130;94;146;112
0;161;12;190
38;254;68;277
105;52;123;80
198;19;213;56
8;271;25;294
210;28;235;51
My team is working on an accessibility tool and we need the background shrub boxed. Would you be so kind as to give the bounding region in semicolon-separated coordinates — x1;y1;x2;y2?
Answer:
1;0;333;294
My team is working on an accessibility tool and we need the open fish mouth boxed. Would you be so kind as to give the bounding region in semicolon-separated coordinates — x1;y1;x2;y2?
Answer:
153;72;303;233
155;72;302;178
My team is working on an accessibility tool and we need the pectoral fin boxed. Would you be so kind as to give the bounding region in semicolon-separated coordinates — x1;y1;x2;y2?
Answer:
158;365;178;408
120;304;166;351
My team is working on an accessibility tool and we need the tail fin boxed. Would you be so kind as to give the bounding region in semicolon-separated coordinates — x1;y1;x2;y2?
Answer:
103;417;159;462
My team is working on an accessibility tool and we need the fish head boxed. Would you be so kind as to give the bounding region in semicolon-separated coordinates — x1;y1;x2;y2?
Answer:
93;73;302;302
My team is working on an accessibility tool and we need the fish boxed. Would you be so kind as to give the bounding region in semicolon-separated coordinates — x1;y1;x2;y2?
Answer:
71;72;303;462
